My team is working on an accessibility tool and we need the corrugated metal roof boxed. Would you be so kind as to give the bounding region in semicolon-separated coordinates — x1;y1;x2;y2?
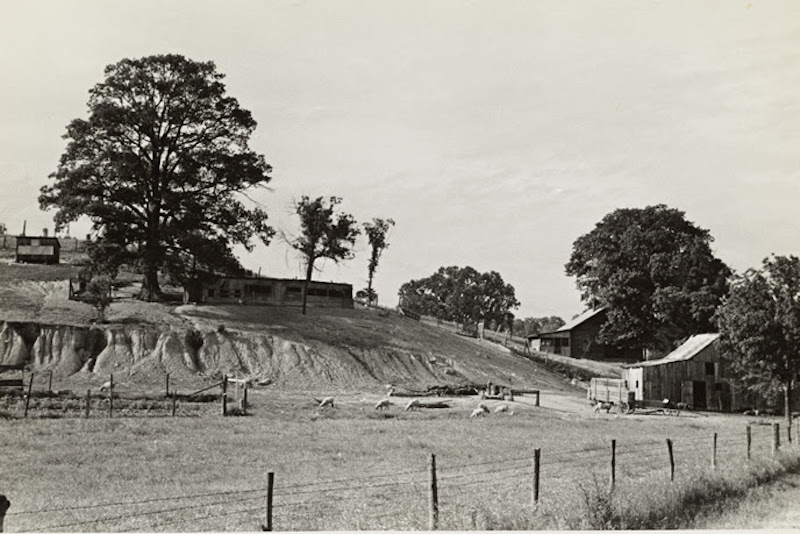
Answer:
626;333;719;368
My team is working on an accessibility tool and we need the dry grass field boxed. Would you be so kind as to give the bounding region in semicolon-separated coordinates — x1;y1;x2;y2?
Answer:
2;388;795;532
2;256;799;531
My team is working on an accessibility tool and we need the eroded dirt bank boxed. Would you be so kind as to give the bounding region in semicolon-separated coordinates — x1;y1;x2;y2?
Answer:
0;319;562;391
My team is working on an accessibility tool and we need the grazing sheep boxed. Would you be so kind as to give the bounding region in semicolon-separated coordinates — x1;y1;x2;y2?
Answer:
318;397;335;409
593;400;614;413
375;398;392;410
469;408;486;418
405;398;422;411
99;381;112;392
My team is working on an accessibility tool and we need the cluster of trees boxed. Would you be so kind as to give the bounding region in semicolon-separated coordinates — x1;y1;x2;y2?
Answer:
287;196;394;314
567;204;800;429
35;54;800;427
565;204;730;354
512;316;565;337
398;266;519;334
716;255;800;435
39;54;395;317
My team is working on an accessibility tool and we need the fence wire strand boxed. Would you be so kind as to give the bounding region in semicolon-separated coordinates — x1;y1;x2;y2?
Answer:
7;421;797;532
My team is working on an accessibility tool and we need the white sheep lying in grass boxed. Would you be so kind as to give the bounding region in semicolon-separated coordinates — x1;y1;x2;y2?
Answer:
99;381;112;392
318;397;335;409
405;398;422;411
494;404;509;413
477;403;490;414
375;398;392;410
469;407;487;418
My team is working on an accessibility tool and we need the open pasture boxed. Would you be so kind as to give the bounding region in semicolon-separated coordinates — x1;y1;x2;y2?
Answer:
0;389;789;532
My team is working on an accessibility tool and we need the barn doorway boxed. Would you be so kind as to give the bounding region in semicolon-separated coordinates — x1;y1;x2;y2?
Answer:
692;381;707;409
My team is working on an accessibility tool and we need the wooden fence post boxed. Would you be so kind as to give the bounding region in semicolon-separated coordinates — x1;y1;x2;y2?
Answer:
746;425;752;461
85;389;91;419
0;494;10;533
711;433;717;470
532;448;541;506
261;471;274;531
666;438;674;482
23;372;34;418
222;375;228;416
172;392;177;417
534;390;540;407
108;374;114;418
772;422;780;457
609;439;616;492
429;454;439;530
165;373;170;398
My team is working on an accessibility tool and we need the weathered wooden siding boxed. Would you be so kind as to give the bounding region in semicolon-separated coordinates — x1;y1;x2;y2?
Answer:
587;377;630;403
191;277;353;309
632;342;731;410
15;236;60;264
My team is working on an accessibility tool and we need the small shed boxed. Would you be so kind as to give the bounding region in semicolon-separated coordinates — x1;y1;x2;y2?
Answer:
529;307;642;362
622;333;735;410
16;235;60;264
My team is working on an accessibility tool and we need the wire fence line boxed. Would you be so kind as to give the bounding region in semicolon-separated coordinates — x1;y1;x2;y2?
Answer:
3;420;796;532
0;372;252;420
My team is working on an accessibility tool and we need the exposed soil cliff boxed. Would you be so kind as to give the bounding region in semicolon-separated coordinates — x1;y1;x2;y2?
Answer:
1;306;572;393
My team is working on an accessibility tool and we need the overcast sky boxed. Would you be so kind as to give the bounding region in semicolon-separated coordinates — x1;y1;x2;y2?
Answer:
1;0;798;319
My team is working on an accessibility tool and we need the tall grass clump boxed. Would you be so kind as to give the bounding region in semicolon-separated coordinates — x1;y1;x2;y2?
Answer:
463;451;800;530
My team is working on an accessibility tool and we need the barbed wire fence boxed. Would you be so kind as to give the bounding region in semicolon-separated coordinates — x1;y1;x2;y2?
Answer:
0;372;248;420
2;420;795;532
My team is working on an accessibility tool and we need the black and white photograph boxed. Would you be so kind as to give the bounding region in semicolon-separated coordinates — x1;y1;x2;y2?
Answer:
1;0;800;531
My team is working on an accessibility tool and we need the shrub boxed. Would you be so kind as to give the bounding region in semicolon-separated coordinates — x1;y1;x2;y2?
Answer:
185;327;204;351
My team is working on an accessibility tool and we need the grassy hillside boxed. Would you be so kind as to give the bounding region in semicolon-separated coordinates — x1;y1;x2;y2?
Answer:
0;261;589;394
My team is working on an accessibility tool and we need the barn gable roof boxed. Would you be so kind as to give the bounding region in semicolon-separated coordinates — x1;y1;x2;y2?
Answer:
553;307;606;333
625;333;720;368
527;307;606;339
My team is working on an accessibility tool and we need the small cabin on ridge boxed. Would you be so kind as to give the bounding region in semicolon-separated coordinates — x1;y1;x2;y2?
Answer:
15;234;60;264
184;275;354;309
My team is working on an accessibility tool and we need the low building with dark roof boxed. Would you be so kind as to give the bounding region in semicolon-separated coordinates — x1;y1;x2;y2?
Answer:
528;307;642;362
184;275;353;309
15;235;60;264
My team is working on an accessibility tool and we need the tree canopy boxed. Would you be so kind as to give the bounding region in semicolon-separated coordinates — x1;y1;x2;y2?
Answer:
513;316;566;337
717;255;800;429
289;196;360;315
363;218;395;306
565;205;730;352
398;266;519;331
39;54;275;300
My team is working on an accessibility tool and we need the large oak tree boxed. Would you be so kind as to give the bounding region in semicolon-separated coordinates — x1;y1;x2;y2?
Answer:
40;54;275;300
717;255;800;435
565;205;730;353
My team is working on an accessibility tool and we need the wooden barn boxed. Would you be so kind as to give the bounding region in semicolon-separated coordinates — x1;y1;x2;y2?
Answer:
15;234;60;264
184;276;354;309
528;307;642;362
622;333;737;411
